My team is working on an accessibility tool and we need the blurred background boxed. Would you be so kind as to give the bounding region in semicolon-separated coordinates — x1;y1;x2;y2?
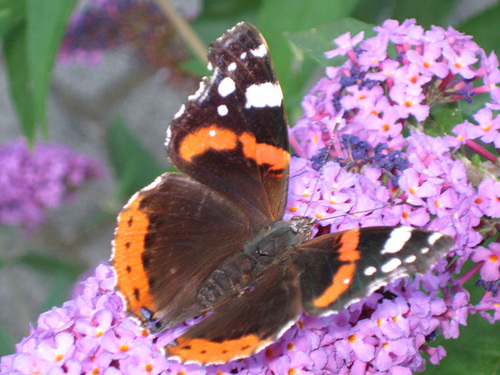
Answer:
0;0;499;373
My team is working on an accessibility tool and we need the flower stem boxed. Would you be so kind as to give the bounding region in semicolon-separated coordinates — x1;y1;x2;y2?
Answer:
154;0;208;64
465;140;499;164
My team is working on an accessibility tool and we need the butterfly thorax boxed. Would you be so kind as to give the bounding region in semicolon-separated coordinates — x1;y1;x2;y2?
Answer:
196;217;313;309
244;217;313;260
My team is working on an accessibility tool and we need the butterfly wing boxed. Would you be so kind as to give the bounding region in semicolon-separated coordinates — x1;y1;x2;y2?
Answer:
112;173;256;329
164;259;302;365
292;226;454;316
168;22;290;226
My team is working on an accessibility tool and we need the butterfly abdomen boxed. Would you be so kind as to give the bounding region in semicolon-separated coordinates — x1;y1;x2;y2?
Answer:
197;219;310;307
197;253;256;307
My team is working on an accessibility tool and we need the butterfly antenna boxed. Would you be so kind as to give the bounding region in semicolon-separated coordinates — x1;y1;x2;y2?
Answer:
302;113;344;219
312;201;404;227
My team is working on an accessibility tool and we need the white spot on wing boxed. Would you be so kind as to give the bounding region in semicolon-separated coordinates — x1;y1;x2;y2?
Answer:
188;80;209;102
217;104;228;116
421;247;430;254
227;62;237;71
173;104;185;119
275;318;300;342
364;266;377;276
381;258;402;273
365;270;409;295
165;126;172;147
142;175;164;192
240;52;247;60
428;232;443;245
381;227;413;254
218;77;236;97
245;82;283;108
251;43;268;58
404;254;417;264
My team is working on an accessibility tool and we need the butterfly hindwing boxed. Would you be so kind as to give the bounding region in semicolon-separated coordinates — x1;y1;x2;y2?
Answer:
168;22;290;226
165;259;302;365
292;226;454;316
112;173;257;329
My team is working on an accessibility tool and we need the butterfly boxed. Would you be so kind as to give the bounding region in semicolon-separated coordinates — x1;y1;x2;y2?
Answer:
111;21;454;365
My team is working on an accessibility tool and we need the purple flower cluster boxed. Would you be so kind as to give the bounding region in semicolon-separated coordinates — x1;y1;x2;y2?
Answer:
2;19;500;375
59;0;198;71
0;265;471;374
286;18;500;372
0;139;101;231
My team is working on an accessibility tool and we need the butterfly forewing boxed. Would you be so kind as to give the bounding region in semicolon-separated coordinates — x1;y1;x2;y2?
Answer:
168;22;290;226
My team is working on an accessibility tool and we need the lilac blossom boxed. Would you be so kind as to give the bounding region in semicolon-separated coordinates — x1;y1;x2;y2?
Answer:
2;19;500;375
0;265;475;374
285;17;500;373
0;139;101;231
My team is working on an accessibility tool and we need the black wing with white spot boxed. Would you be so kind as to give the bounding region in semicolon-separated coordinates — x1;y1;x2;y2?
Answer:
167;22;290;227
292;226;454;316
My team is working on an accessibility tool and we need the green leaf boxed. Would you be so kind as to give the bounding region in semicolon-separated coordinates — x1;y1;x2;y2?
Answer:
391;0;460;28
351;0;394;24
257;0;361;110
423;272;500;375
25;0;76;136
192;14;259;48
106;116;165;199
3;23;36;142
424;102;463;136
354;0;461;29
197;0;260;21
0;322;15;356
16;251;85;276
15;251;85;316
287;18;376;67
180;57;210;78
0;0;26;38
459;4;500;55
459;93;491;121
41;271;77;313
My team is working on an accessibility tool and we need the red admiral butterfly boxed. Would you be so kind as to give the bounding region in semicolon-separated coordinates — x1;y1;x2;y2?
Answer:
111;22;454;365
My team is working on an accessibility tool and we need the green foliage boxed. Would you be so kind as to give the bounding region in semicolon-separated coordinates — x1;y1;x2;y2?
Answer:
0;0;76;143
423;263;500;374
25;0;77;137
459;4;500;55
424;102;463;136
106;116;165;200
0;249;87;356
3;23;36;140
256;0;360;108
287;18;375;67
0;0;25;38
0;324;15;357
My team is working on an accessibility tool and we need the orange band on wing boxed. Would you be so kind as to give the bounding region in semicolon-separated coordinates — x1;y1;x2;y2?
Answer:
112;193;155;318
240;132;290;176
179;125;238;162
178;125;289;176
313;229;361;308
167;334;271;364
338;229;361;262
